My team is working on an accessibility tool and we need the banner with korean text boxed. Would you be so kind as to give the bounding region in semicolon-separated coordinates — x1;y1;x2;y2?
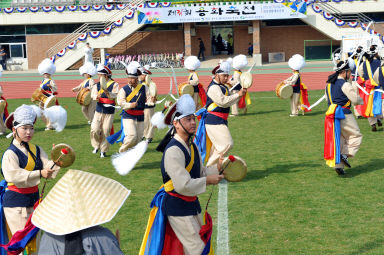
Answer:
137;2;307;24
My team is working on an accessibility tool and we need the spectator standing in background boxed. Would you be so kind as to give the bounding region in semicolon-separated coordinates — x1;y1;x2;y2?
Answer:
211;35;217;56
198;38;206;61
104;53;112;69
0;47;7;71
84;43;94;64
227;34;233;55
248;43;253;56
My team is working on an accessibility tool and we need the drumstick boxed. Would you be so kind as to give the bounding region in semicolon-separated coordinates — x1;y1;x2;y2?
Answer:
219;160;231;175
247;62;256;73
302;95;326;111
135;93;142;103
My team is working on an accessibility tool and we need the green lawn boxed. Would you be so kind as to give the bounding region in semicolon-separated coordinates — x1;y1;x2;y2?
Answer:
1;91;384;254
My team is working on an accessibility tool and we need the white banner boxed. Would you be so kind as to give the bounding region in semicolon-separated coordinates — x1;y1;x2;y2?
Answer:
137;2;307;24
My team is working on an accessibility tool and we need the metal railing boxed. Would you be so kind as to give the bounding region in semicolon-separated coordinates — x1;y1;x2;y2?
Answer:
46;0;142;58
316;2;373;23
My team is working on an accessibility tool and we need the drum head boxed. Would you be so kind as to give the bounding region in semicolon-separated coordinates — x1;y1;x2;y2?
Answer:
5;112;14;130
279;85;293;99
222;155;247;182
179;83;194;97
82;90;92;106
44;96;57;109
145;75;152;85
51;143;76;168
149;81;157;97
240;72;253;89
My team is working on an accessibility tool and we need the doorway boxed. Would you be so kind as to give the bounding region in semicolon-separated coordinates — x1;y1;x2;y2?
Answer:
211;24;234;56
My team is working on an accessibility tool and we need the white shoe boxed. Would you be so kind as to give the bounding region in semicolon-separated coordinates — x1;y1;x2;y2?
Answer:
88;121;91;125
0;132;4;136
92;148;98;154
289;114;298;117
100;152;106;158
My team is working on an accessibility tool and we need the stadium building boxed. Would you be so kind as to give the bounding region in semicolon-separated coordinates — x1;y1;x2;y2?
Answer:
0;0;383;71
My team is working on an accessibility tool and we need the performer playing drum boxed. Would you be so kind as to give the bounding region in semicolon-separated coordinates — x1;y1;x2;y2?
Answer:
37;58;58;130
140;95;224;254
230;54;251;116
140;65;157;143
90;65;119;158
195;61;247;167
357;44;383;131
112;61;147;153
283;54;308;117
324;59;363;175
183;56;206;110
72;62;97;124
0;105;61;254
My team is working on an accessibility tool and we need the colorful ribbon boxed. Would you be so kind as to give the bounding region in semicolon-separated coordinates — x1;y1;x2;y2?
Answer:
324;104;345;167
300;83;311;112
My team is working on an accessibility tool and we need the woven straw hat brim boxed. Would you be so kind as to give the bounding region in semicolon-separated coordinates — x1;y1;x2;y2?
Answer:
32;169;130;235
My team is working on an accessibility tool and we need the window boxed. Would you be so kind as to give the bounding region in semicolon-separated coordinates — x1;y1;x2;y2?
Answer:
10;45;23;58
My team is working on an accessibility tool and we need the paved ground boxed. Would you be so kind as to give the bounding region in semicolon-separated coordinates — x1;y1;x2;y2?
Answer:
0;59;333;99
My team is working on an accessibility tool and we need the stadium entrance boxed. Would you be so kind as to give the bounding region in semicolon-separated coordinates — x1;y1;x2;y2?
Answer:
211;23;234;56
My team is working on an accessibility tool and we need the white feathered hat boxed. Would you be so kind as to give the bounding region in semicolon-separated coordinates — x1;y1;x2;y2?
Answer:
38;58;56;75
212;61;231;75
126;61;142;77
13;105;37;129
164;95;195;125
184;56;201;71
79;62;97;76
288;54;305;71
232;55;248;70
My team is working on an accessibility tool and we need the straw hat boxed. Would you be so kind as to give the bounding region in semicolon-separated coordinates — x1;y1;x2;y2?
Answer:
32;170;131;235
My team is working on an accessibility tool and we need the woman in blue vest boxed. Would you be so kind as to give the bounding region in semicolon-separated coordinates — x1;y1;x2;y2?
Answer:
324;59;363;175
1;105;60;251
90;65;119;158
116;61;147;153
72;62;97;124
357;44;383;131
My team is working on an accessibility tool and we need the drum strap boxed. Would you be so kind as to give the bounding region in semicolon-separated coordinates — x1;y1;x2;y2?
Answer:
126;84;143;102
164;144;194;193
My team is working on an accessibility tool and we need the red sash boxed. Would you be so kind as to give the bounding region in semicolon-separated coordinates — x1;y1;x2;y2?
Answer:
125;109;144;116
7;185;38;194
167;191;197;202
98;98;115;104
209;111;229;120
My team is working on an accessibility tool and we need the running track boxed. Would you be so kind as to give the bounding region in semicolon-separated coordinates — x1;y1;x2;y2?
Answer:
1;72;332;99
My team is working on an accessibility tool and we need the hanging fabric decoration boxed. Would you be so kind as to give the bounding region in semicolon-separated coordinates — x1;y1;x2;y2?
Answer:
116;4;127;10
42;6;52;12
103;26;113;35
147;2;159;8
114;19;124;27
67;6;78;11
67;41;77;49
347;21;358;28
334;19;345;26
3;8;14;13
54;6;66;12
17;7;27;13
104;4;115;11
312;5;322;13
89;31;101;38
50;56;56;63
125;10;134;19
323;12;333;20
160;2;172;7
92;5;103;11
78;33;88;41
80;5;90;11
57;48;66;57
29;6;39;12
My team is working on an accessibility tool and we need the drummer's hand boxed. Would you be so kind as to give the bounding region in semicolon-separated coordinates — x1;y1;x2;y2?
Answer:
130;102;138;108
152;96;157;103
41;169;55;179
96;94;101;100
238;88;247;97
206;174;224;185
217;154;224;173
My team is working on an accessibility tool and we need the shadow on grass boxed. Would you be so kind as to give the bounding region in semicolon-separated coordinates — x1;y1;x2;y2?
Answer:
135;160;161;170
64;123;90;130
348;239;384;255
243;163;320;181
247;109;283;116
344;159;384;178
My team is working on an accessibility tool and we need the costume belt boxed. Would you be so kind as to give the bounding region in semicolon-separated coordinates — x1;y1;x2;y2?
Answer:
98;98;115;104
125;109;144;116
208;111;229;120
166;191;197;202
7;185;38;194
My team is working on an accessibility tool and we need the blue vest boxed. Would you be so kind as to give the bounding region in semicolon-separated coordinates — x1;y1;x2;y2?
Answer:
363;59;381;81
83;79;90;88
41;79;53;97
205;80;230;126
2;144;42;207
292;74;301;93
121;84;146;121
379;66;384;90
325;79;352;114
96;81;116;114
161;139;201;217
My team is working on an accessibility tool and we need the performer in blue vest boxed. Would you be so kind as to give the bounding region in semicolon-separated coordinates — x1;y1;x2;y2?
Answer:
195;61;246;167
0;105;60;253
72;62;97;124
140;94;223;254
324;59;363;175
357;44;383;131
349;46;364;118
90;65;119;158
112;61;147;153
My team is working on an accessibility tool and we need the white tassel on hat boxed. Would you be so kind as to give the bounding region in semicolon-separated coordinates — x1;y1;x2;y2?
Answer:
288;54;305;71
43;105;67;132
232;54;248;70
79;62;97;76
151;112;167;129
112;140;148;176
29;105;42;119
184;56;201;71
38;58;56;75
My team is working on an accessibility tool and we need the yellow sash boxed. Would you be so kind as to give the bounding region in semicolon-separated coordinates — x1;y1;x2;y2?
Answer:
39;78;51;89
366;60;378;86
125;83;143;103
7;143;37;187
82;78;91;88
189;72;199;82
98;79;115;95
164;144;195;192
207;85;229;112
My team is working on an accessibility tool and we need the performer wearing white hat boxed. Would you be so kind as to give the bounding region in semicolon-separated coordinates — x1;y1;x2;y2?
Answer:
184;56;204;110
229;54;250;116
38;58;58;130
0;105;60;253
140;65;157;143
357;44;383;131
324;59;363;175
115;61;147;152
195;61;246;167
349;46;364;118
72;62;97;124
284;54;306;116
140;95;223;254
33;170;128;255
90;65;119;158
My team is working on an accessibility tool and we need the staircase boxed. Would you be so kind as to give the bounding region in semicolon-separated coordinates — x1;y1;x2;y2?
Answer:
47;0;144;71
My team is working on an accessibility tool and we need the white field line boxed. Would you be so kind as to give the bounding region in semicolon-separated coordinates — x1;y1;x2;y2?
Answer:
217;179;229;255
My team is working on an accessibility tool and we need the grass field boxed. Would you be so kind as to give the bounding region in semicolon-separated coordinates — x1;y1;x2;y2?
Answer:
2;90;384;255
